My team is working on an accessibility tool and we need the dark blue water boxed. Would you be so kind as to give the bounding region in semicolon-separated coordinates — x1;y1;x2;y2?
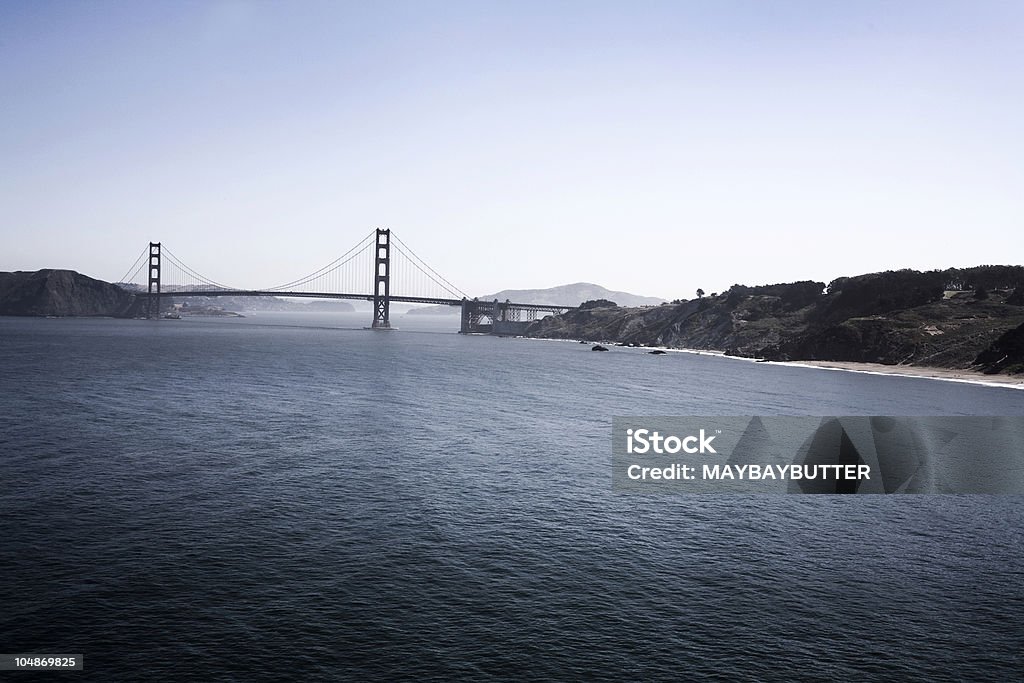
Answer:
2;314;1023;681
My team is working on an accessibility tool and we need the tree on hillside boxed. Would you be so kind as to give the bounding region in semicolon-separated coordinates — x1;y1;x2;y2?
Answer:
696;288;705;299
579;299;618;310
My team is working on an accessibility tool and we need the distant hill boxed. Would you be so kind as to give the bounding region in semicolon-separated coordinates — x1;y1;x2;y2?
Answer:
0;270;361;316
110;284;357;312
186;297;356;312
409;282;665;315
0;269;136;316
297;300;356;312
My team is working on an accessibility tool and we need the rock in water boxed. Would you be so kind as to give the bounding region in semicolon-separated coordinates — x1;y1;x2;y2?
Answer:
592;344;609;352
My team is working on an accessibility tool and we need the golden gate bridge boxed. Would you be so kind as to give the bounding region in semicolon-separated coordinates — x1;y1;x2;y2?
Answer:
115;229;568;334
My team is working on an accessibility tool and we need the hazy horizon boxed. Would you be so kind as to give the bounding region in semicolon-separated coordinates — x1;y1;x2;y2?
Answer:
3;1;1022;300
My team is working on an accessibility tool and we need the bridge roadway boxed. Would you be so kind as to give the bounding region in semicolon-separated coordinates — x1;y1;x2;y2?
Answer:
151;290;568;313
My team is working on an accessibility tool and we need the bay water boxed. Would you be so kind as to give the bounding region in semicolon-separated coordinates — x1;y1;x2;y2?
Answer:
1;312;1022;680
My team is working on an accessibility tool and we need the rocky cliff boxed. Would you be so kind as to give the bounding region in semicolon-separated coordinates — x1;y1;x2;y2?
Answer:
526;266;1024;374
0;270;137;317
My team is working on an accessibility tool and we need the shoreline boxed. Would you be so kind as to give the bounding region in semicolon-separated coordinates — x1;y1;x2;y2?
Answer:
777;359;1024;389
519;335;1024;390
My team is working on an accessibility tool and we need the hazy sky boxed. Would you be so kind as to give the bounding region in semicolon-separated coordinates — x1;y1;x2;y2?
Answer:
2;1;1022;299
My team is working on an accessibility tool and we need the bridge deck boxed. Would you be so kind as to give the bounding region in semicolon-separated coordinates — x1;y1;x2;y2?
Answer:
144;290;568;312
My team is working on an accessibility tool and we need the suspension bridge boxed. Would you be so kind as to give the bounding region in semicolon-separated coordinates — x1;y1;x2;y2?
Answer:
115;229;568;334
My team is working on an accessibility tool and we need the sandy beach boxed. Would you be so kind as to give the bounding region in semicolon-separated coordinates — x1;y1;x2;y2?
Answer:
783;359;1024;389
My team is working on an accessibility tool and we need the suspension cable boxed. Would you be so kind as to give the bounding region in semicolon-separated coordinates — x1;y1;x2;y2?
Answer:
161;247;238;290
266;229;377;291
267;238;373;291
391;234;468;298
116;246;149;284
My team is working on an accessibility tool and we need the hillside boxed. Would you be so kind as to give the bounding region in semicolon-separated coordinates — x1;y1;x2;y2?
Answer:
525;267;1024;375
0;270;137;317
409;282;664;314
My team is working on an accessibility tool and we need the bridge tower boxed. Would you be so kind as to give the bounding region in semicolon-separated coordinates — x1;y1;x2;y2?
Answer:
146;242;161;319
371;228;391;328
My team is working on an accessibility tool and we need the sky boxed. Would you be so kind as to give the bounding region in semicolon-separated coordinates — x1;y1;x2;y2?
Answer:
2;0;1022;300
